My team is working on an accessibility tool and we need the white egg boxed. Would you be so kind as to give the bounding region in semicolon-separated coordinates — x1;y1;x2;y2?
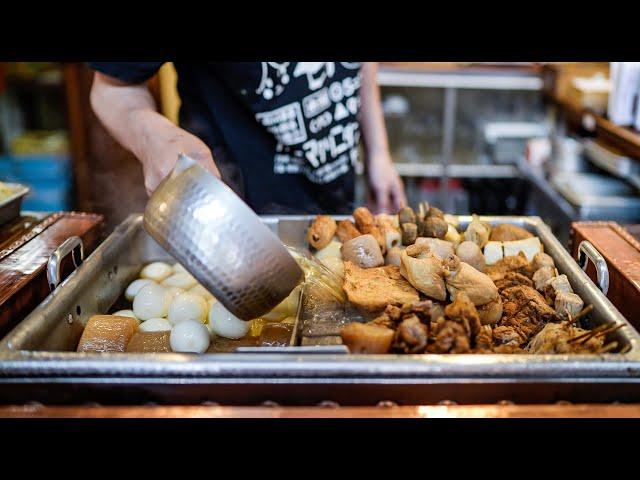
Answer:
205;322;215;338
162;273;197;290
113;309;139;324
172;263;188;274
189;284;214;302
314;240;342;261
208;301;250;339
170;319;211;353
165;286;185;299
125;278;154;302
133;283;173;320
139;317;172;332
140;262;173;282
168;292;208;325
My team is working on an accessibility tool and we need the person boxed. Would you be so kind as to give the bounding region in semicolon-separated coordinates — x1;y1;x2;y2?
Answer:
89;62;406;214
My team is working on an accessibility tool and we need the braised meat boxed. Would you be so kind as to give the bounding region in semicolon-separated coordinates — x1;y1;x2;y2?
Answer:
393;314;429;353
554;292;584;319
475;325;494;352
429;320;471;353
485;252;532;282
340;322;395;354
494;272;533;291
307;215;337;250
532;252;555;271
498;285;560;344
343;262;420;312
489;224;533;242
442;254;498;306
527;323;603;354
353;207;385;253
533;266;555;291
336;220;361;243
444;292;481;338
415;237;455;259
543;274;573;304
400;243;447;301
492;325;526;348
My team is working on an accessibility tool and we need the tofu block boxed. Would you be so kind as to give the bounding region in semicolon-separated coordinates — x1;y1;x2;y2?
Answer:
484;241;504;265
126;331;172;353
77;315;139;353
502;237;542;262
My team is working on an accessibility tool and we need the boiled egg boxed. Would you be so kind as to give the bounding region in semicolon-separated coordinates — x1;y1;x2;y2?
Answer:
189;284;215;302
125;278;154;302
139;317;172;332
172;263;188;274
113;309;139;324
208;301;250;339
170;319;211;353
165;286;185;299
140;262;173;282
262;285;301;321
132;283;173;320
168;292;208;325
162;272;197;290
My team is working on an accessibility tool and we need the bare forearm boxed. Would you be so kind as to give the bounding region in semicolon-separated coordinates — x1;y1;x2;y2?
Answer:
90;73;179;160
359;62;390;158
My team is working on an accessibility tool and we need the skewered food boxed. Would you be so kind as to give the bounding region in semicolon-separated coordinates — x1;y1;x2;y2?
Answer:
421;216;448;239
385;246;403;266
464;215;491;248
314;240;342;261
170;319;211;353
400;222;418;245
532;252;555;271
341;234;384;268
77;315;139;353
306;215;337;250
343;262;419;312
527;323;603;354
416;237;455;260
455;241;485;272
336;220;361;243
489;224;533;242
555;292;584;319
442;254;498;306
353;207;385;252
400;244;447;301
533;266;556;291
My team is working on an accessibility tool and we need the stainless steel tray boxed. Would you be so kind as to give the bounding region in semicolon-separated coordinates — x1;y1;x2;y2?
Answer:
1;214;640;405
0;183;29;226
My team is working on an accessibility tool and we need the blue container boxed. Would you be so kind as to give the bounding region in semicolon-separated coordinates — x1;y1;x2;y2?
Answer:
8;154;72;211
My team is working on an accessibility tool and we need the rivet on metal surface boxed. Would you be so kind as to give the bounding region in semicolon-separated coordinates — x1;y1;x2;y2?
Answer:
556;400;573;405
317;400;340;408
377;401;398;408
438;400;457;406
201;401;220;406
261;401;280;407
497;400;515;405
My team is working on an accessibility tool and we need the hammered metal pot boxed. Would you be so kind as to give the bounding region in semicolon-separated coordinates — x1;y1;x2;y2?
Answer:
143;154;303;320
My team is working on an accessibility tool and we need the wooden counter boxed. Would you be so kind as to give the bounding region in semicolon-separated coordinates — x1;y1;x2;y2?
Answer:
1;404;639;418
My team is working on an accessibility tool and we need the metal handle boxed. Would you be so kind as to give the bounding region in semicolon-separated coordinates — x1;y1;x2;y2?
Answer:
47;236;84;291
577;240;609;295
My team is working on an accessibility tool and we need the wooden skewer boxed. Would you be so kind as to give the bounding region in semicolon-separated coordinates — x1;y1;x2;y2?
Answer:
568;304;594;325
594;323;624;339
567;323;612;344
598;341;618;354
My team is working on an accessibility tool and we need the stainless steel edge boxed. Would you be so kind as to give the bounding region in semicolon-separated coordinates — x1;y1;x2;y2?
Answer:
0;214;639;383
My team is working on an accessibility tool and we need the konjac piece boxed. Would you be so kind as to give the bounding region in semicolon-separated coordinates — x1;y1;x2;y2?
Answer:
126;331;172;353
77;315;139;353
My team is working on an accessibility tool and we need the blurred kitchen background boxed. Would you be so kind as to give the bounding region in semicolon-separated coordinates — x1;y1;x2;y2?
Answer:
1;62;640;247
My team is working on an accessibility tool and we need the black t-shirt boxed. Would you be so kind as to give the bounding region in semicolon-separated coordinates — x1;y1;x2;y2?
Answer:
89;62;363;215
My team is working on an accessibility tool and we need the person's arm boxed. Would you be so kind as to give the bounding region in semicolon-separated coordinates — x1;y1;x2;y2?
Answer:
359;62;406;213
90;72;220;195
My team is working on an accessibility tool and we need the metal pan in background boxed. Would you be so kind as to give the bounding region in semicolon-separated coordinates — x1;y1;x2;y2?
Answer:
583;139;640;179
0;183;30;227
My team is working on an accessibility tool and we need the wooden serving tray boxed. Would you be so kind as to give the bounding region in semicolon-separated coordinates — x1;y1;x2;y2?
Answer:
0;212;103;339
570;221;640;330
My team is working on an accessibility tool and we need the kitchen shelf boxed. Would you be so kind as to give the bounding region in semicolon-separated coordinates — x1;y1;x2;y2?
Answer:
378;66;543;91
394;162;519;178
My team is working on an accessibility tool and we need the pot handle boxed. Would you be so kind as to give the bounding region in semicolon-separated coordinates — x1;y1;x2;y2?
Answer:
47;236;84;291
577;240;609;295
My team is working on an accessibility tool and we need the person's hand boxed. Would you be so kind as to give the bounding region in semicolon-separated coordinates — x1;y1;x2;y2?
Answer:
134;112;220;196
366;150;406;214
